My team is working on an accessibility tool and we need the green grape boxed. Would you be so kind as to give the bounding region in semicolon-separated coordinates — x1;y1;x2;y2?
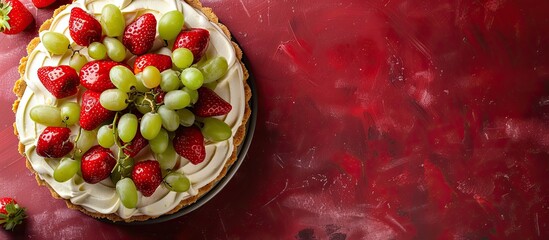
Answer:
111;157;134;183
118;113;138;143
97;125;115;148
60;102;80;126
30;105;62;126
155;142;177;170
116;178;138;208
172;48;193;69
88;42;107;60
157;105;180;131
142;66;161;89
101;4;125;37
69;52;88;72
164;90;191;110
149;128;169;154
203;81;218;90
134;73;149;92
201;118;231;141
74;130;96;157
183;87;199;104
103;37;126;62
164;172;190;192
134;94;154;114
140;112;162;140
198;57;229;83
54;158;80;182
158;10;184;40
42;32;70;55
110;65;137;92
180;67;204;90
100;89;129;111
176;109;195;127
160;69;180;92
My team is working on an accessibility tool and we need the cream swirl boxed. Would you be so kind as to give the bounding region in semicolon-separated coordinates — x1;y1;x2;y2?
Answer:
15;0;245;219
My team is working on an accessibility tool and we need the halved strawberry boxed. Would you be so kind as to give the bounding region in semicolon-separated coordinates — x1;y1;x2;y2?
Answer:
123;13;156;55
0;197;26;231
80;60;125;92
133;53;172;74
36;126;74;158
0;0;33;35
173;28;210;63
173;126;205;164
37;65;79;99
122;130;148;157
81;145;116;184
69;7;102;47
192;87;232;117
79;90;115;130
132;160;162;197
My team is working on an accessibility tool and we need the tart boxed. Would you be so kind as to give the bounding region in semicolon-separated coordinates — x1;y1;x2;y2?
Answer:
13;0;251;222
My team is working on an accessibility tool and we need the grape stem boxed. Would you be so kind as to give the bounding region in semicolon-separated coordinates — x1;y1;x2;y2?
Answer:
71;128;83;158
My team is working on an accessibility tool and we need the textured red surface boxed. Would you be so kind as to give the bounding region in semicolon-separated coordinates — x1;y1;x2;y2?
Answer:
1;0;549;239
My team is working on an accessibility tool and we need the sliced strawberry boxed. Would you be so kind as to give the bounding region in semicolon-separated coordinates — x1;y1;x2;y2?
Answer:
173;126;205;164
0;197;26;231
133;53;172;74
37;65;79;99
81;145;116;184
132;160;162;197
36;126;74;158
173;28;210;63
79;90;115;130
69;7;102;47
123;13;156;55
80;60;126;92
192;87;232;117
122;130;148;157
0;0;33;35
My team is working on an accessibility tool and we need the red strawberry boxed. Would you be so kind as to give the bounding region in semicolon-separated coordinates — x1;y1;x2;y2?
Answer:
79;90;115;130
122;130;148;157
0;0;33;35
132;160;162;197
36;127;74;158
192;87;232;117
133;53;172;74
173;28;210;63
81;145;116;184
0;197;26;231
80;60;126;92
32;0;55;8
173;126;205;164
123;13;156;55
37;65;79;99
69;7;101;46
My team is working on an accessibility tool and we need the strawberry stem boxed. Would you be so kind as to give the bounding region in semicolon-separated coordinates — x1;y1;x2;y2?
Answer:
0;2;13;32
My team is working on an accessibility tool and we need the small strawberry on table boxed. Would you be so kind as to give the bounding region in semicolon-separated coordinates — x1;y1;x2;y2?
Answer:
0;0;33;35
0;197;26;231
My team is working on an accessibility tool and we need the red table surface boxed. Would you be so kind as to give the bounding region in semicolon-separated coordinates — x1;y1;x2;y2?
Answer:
1;0;549;239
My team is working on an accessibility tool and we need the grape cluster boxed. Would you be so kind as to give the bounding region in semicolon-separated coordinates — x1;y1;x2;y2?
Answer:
34;4;233;208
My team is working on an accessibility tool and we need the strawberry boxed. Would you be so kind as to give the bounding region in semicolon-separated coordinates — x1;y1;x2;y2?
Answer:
79;90;115;130
37;65;79;99
192;87;232;117
81;145;116;184
133;53;172;74
173;28;210;63
32;0;55;8
173;126;205;164
36;127;74;158
0;0;33;35
0;197;26;231
80;60;125;92
122;13;156;55
122;130;148;157
69;7;101;47
132;160;162;197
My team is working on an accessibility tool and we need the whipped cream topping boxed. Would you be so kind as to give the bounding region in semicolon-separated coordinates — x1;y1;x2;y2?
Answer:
15;0;245;219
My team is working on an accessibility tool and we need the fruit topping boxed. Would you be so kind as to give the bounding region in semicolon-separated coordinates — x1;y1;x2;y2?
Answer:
122;13;156;55
69;7;102;47
132;160;162;197
36;126;74;158
81;145;116;184
37;65;80;99
173;28;210;63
